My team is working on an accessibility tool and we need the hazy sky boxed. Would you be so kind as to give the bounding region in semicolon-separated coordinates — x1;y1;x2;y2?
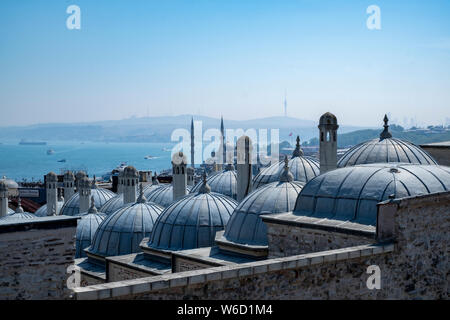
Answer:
0;0;449;127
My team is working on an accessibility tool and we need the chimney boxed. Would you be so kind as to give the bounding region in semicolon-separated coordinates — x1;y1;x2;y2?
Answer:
78;176;91;213
46;172;59;216
172;151;188;201
0;181;8;218
63;171;75;202
236;135;253;202
318;112;339;174
123;166;139;204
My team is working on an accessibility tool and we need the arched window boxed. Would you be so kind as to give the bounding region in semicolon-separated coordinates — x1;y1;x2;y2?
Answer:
327;131;331;142
333;131;337;142
320;131;324;142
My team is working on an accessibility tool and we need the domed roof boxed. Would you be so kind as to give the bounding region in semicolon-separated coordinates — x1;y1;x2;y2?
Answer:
143;182;163;199
338;116;437;167
294;163;450;226
99;194;127;216
60;188;115;216
319;112;338;126
149;177;237;251
0;177;19;197
146;184;192;208
0;199;35;223
35;201;64;217
88;190;164;257
190;165;237;199
7;208;14;215
253;137;320;189
224;158;304;246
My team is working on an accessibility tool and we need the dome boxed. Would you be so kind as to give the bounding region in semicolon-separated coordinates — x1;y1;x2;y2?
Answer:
0;200;35;223
146;184;192;208
35;201;64;217
294;163;450;227
88;190;164;257
75;200;107;258
143;182;163;199
0;177;19;197
59;188;115;216
99;194;127;216
319;112;338;126
190;164;237;199
149;177;237;251
7;208;14;215
253;136;319;189
224;158;304;246
338;115;437;167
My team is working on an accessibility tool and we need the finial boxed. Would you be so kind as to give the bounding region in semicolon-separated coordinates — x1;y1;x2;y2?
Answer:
280;156;294;182
88;196;97;213
380;114;393;140
91;176;97;189
292;135;304;157
137;183;147;203
199;171;211;194
152;174;160;185
15;197;24;213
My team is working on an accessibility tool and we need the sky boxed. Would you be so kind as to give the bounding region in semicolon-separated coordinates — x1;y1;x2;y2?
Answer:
0;0;449;127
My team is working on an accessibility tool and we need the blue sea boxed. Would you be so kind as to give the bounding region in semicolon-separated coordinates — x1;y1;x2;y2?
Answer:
0;140;176;182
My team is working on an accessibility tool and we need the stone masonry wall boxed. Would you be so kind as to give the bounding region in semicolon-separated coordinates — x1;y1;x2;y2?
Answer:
0;222;77;300
73;191;450;300
265;224;375;258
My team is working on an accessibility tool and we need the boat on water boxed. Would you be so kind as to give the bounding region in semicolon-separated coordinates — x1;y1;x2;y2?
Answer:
47;149;55;155
57;159;66;163
19;139;47;146
144;155;156;160
162;147;171;152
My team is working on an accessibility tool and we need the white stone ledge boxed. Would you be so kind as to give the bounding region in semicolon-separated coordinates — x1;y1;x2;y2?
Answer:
73;242;394;300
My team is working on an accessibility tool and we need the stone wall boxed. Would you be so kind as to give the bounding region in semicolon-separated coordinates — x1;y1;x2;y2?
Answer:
264;222;375;258
0;217;79;300
72;191;450;300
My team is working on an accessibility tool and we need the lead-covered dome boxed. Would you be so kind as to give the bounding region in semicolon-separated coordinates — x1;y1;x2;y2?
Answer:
338;115;437;167
149;176;237;251
253;136;320;189
75;199;107;258
99;194;126;216
190;164;237;199
0;199;35;223
146;184;192;208
88;189;163;257
60;187;115;216
294;163;450;226
224;158;304;246
35;201;64;217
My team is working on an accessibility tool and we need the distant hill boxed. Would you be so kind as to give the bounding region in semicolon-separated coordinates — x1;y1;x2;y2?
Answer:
304;125;450;148
0;115;366;144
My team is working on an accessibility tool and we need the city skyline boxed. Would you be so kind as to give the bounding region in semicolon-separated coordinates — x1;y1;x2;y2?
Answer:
1;0;450;127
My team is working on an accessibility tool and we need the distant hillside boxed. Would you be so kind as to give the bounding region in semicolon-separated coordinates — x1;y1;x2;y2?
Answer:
0;115;366;144
304;125;450;148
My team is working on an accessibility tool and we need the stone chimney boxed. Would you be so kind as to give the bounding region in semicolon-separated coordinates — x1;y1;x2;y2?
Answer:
318;112;339;174
123;166;139;204
78;176;91;213
63;171;75;202
0;181;8;218
46;172;59;216
172;151;188;201
236;135;253;202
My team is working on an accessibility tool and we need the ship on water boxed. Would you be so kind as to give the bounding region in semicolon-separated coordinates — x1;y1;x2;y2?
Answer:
19;139;47;146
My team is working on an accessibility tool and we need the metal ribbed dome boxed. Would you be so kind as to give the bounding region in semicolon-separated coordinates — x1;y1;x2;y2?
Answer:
7;208;14;215
338;138;437;167
0;200;35;223
75;212;107;258
146;184;192;208
88;200;164;257
224;179;304;246
34;201;64;217
99;194;127;216
338;116;437;167
149;189;237;251
190;165;237;199
294;164;450;226
143;183;163;199
59;188;115;216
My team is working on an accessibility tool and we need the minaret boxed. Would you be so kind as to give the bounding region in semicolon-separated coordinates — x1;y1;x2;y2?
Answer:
379;114;393;140
172;151;188;201
78;176;91;213
46;172;59;216
0;181;8;218
63;171;75;202
123;166;139;204
236;135;253;202
318;112;339;174
190;117;195;168
221;116;226;167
